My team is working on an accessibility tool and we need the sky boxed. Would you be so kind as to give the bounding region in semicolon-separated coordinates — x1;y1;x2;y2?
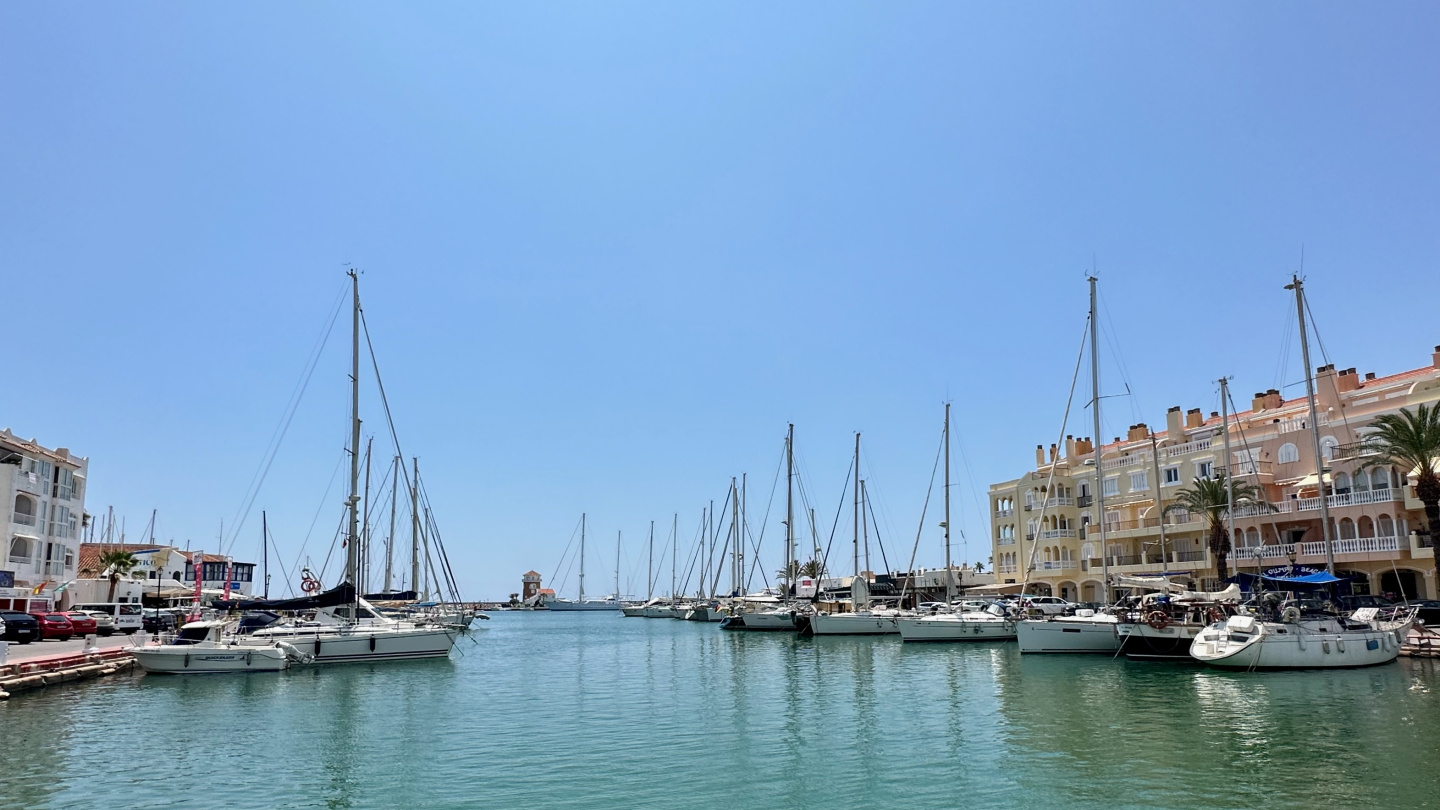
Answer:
2;3;1436;600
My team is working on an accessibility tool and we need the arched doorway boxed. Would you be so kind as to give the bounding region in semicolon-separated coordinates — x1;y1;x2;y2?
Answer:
1057;581;1078;602
1379;570;1423;601
1334;569;1370;596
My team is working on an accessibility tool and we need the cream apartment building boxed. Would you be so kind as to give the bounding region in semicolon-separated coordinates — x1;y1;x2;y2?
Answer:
991;347;1440;603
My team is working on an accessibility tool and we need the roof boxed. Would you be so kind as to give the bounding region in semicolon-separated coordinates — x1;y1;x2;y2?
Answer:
0;429;85;468
523;570;541;577
78;544;251;575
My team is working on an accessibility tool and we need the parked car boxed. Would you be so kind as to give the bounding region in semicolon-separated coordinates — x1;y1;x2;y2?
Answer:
61;611;99;636
72;603;144;635
1021;596;1076;616
1339;595;1395;611
31;612;76;641
1411;600;1440;626
68;610;113;636
142;608;178;634
0;610;39;644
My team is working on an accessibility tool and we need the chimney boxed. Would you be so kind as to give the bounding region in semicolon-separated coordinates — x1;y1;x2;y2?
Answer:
1075;437;1093;457
1065;435;1076;459
1126;424;1148;442
1049;444;1058;463
1185;408;1203;429
1210;412;1219;420
1336;368;1360;393
1263;389;1282;410
1433;345;1440;369
1252;392;1268;411
1036;445;1046;467
1166;407;1183;441
56;448;69;459
1364;372;1376;382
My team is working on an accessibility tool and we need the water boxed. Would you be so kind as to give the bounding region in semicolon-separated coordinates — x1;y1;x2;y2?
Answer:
3;613;1437;809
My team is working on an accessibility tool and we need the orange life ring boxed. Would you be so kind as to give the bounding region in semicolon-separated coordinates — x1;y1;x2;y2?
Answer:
1146;610;1169;630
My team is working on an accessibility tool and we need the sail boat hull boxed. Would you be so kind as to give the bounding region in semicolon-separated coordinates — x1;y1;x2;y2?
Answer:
1190;615;1412;669
545;599;620;612
1015;617;1120;653
803;612;899;636
897;614;1015;642
243;626;458;663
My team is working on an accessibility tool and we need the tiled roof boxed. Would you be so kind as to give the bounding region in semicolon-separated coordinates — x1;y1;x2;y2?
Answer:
77;544;250;574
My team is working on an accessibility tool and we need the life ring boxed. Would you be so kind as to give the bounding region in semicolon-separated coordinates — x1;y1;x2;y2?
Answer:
1146;611;1169;630
300;576;321;594
1206;607;1224;624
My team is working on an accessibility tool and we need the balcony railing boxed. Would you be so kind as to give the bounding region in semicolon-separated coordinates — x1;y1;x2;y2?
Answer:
995;508;1014;518
997;537;1015;546
1077;494;1093;507
1299;536;1402;557
1102;453;1151;471
997;564;1018;574
1038;560;1077;571
1231;487;1403;520
10;511;37;527
1221;460;1274;478
1331;440;1379;461
1025;532;1036;542
1162;437;1213;458
1174;550;1207;562
1040;528;1077;539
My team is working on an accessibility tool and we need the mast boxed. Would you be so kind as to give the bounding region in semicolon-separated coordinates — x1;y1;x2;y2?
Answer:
861;479;871;577
707;499;715;599
1220;377;1236;566
1288;275;1335;574
731;477;740;597
361;435;374;594
1149;430;1167;567
385;455;398;593
740;473;747;593
647;521;654;601
579;513;587;603
262;510;269;599
853;432;861;580
410;457;420;595
944;403;953;605
671;513;677;600
345;270;362;604
1090;276;1110;605
785;424;794;598
615;529;621;602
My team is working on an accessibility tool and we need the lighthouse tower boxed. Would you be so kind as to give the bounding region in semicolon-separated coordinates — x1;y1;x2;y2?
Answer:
522;571;542;602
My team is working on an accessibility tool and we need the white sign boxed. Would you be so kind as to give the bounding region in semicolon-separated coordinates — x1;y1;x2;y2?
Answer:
795;577;817;598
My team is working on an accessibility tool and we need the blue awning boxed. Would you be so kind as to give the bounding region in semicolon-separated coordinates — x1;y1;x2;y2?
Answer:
1261;571;1348;585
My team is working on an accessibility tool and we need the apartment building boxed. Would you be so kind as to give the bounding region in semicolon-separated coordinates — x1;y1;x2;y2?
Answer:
0;429;89;610
990;347;1440;603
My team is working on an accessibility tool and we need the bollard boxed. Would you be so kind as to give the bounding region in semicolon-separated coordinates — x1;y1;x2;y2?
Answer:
83;634;99;653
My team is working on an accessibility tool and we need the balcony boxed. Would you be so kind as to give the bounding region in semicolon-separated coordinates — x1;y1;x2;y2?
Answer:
997;537;1015;546
1162;437;1213;458
1221;460;1274;479
1077;494;1093;507
1102;452;1151;471
11;511;37;527
1299;536;1402;557
1039;528;1077;540
1038;560;1077;571
998;563;1018;574
995;508;1014;518
1025;532;1036;542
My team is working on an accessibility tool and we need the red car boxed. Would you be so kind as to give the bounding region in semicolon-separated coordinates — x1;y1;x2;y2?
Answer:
30;612;75;641
62;612;98;635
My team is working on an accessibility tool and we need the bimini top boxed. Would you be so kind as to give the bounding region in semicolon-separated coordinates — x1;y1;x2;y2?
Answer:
214;583;357;612
1260;570;1348;585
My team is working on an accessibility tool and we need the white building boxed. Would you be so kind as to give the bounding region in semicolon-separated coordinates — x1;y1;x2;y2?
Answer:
0;429;88;612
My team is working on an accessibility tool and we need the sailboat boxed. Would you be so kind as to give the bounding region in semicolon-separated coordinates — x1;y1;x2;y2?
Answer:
1016;277;1122;654
723;425;807;632
899;404;1018;642
548;515;622;611
1190;276;1418;669
801;433;905;636
236;271;460;663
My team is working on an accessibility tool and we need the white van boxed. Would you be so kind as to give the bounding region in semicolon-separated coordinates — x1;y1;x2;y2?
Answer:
72;603;144;634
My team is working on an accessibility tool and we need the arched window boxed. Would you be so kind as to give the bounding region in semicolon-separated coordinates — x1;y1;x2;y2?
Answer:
1080;542;1096;559
1372;468;1392;490
1378;514;1395;537
1339;518;1356;540
1277;443;1299;464
12;494;36;526
1320;436;1339;461
1334;472;1351;494
1358;516;1374;539
8;537;31;563
1352;470;1369;492
1245;528;1260;548
1044;547;1053;562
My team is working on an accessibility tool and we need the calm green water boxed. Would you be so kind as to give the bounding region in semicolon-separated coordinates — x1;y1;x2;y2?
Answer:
3;613;1437;809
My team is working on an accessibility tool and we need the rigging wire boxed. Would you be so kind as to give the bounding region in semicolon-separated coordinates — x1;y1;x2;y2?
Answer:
899;423;945;604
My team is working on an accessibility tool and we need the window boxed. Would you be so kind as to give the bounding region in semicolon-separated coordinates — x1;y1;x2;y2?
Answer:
1378;515;1394;537
1319;436;1338;461
1195;461;1213;480
1334;472;1351;495
1372;468;1392;490
56;469;75;501
1129;471;1149;491
1162;466;1180;485
8;537;32;564
1102;477;1119;496
1352;470;1370;493
48;505;74;539
1277;443;1299;464
12;494;37;526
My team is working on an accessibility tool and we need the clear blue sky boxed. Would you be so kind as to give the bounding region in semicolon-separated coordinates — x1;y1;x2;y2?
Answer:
3;3;1436;600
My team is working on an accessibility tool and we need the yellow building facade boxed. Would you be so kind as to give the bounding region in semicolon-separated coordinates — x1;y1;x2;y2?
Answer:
990;348;1440;603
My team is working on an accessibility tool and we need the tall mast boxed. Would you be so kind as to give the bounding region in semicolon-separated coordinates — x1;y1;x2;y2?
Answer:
853;432;861;579
671;513;677;600
731;477;740;596
1288;275;1335;574
1090;276;1110;605
647;520;654;601
1149;430;1167;567
262;510;269;599
410;457;420;595
361;435;374;594
345;270;362;596
385;455;398;593
944;403;953;605
861;479;871;577
1220;377;1236;565
785;424;794;598
707;499;715;599
615;529;621;601
579;513;587;603
740;473;747;594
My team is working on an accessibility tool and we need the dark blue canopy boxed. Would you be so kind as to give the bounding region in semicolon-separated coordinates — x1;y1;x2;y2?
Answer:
1262;570;1348;585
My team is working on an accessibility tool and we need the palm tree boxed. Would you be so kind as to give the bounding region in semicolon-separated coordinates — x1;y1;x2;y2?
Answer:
974;560;987;574
1360;404;1440;588
1163;472;1270;583
776;559;825;581
97;549;138;603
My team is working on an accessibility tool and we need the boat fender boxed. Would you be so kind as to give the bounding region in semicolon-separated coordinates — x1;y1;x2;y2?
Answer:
314;637;322;657
1146;611;1169;631
369;635;376;652
183;653;190;669
246;652;253;667
1336;638;1345;653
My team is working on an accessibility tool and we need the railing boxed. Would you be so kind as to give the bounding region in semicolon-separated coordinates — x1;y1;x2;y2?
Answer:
1236;543;1295;560
1025;532;1035;542
1297;536;1402;557
995;508;1014;518
1102;453;1150;471
1276;413;1330;435
1040;528;1077;539
1110;555;1144;566
997;537;1015;546
998;564;1018;574
1331;440;1378;461
1023;503;1033;511
1174;550;1207;562
1039;560;1077;571
1221;460;1274;478
1163;437;1213;458
1077;494;1093;507
10;511;37;527
1040;496;1076;508
42;560;65;576
7;553;32;566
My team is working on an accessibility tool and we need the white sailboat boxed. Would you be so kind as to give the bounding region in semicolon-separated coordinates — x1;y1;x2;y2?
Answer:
233;273;460;664
133;620;307;674
724;425;806;632
547;515;622;611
